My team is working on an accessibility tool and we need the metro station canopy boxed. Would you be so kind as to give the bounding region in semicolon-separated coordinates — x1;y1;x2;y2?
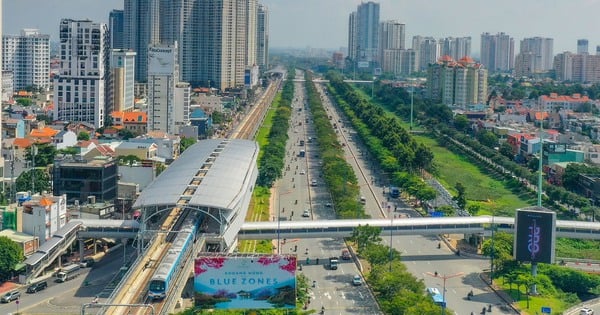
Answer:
132;139;259;210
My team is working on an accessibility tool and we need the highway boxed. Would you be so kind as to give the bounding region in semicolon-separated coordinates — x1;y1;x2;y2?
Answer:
313;81;519;315
272;70;382;314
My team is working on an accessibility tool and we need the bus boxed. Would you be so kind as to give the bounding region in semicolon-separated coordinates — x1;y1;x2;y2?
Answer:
427;287;445;306
390;187;400;198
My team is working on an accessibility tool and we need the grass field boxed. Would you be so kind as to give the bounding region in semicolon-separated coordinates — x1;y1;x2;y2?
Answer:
414;134;533;216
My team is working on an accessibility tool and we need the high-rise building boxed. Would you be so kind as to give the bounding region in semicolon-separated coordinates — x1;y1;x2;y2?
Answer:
0;0;4;192
246;0;257;67
440;37;471;61
110;49;136;112
577;39;589;54
519;37;553;72
348;1;379;63
109;10;124;49
147;43;190;134
378;20;404;64
382;49;417;76
427;56;487;106
2;29;50;91
554;52;600;83
53;19;110;128
596;46;600;55
412;36;439;71
123;0;160;82
480;32;514;72
256;4;269;70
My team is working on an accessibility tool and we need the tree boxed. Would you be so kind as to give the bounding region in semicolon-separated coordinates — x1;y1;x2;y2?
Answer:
58;147;78;156
477;130;499;148
481;232;514;274
453;182;467;210
350;224;382;252
16;98;32;106
499;142;514;160
26;144;57;167
16;169;51;194
118;129;135;140
0;236;23;280
453;114;470;132
466;203;481;216
36;114;52;124
77;131;90;141
180;137;197;153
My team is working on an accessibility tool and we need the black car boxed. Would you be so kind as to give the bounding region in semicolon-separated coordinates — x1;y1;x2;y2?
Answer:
27;281;48;293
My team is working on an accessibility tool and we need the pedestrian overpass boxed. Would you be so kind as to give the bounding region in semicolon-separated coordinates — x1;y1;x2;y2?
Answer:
238;216;600;240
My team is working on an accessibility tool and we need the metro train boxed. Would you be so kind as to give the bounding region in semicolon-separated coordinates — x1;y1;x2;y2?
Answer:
148;213;200;300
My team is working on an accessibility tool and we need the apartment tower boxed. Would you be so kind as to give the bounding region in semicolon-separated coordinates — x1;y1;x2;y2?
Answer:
53;19;110;128
2;29;50;90
256;4;269;70
480;32;514;72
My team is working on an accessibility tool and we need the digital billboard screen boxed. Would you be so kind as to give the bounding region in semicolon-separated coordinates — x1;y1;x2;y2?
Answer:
514;207;556;264
194;255;296;309
148;46;175;76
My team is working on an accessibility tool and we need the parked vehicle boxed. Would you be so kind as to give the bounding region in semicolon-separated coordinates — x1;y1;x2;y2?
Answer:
1;290;20;303
580;308;594;315
341;249;351;260
56;264;81;282
27;281;48;293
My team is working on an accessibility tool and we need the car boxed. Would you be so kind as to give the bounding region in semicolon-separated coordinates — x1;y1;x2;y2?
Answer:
325;202;332;207
580;308;594;315
352;275;362;286
27;281;48;293
302;209;310;217
1;290;20;303
341;249;351;260
299;169;306;175
79;257;95;268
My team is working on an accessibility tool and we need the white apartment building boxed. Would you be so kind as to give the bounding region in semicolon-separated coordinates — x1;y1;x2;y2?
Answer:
110;49;136;112
382;49;417;76
480;32;514;72
21;194;68;244
378;20;405;65
147;43;190;134
427;56;487;106
53;19;110;128
2;29;50;91
412;36;439;71
256;4;269;70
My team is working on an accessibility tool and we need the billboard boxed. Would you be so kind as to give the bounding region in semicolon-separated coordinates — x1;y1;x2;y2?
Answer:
148;46;175;76
357;61;370;68
194;255;296;309
513;207;556;264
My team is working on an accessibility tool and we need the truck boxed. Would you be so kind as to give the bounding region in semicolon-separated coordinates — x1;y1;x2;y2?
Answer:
299;150;306;157
56;264;81;282
329;257;339;270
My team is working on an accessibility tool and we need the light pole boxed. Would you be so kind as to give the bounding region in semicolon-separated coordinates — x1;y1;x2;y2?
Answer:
426;271;464;315
388;210;393;272
277;190;292;254
410;80;414;131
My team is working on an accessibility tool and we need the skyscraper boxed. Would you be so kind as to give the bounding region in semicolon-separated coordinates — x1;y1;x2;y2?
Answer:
427;56;487;106
348;1;380;63
53;19;110;128
347;11;357;60
147;43;190;134
2;29;50;90
480;32;514;72
440;37;471;61
109;10;124;50
123;0;160;82
577;39;589;54
517;37;554;73
110;49;136;112
412;36;439;71
246;0;258;67
378;20;404;64
256;4;269;70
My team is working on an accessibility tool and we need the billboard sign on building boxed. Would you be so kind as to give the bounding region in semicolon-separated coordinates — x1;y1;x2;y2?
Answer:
194;255;296;309
148;46;175;76
358;61;370;68
513;207;556;264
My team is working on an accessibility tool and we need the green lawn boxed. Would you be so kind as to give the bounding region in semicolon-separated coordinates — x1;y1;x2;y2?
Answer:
413;134;533;216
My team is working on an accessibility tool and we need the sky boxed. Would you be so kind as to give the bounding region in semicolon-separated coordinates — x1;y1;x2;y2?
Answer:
4;0;600;55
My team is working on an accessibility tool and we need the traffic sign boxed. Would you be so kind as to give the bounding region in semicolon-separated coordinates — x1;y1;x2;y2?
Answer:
541;306;551;313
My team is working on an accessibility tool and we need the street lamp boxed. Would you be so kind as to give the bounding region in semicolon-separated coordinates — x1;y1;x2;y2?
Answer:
426;271;464;315
388;211;394;272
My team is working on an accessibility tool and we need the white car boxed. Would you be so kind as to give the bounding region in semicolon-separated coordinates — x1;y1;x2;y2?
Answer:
580;308;594;315
352;275;362;286
302;209;310;217
299;169;306;175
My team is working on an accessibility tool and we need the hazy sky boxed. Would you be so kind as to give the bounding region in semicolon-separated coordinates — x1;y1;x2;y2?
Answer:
4;0;600;54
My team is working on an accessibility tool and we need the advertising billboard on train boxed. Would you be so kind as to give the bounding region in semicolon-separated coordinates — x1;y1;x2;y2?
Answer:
513;207;556;264
194;255;297;309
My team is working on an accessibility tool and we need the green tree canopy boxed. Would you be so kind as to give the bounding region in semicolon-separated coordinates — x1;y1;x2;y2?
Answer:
453;182;467;210
16;169;51;194
77;131;90;141
26;143;57;167
180;137;197;153
350;224;382;251
16;98;32;106
0;236;23;281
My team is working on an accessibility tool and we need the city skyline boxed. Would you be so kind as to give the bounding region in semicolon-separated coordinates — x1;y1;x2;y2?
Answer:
4;0;600;55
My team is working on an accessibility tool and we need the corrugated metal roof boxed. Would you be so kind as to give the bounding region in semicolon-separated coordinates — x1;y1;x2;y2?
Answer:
133;139;258;210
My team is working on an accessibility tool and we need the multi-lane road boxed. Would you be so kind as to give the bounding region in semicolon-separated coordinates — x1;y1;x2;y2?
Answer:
273;71;382;314
312;81;520;315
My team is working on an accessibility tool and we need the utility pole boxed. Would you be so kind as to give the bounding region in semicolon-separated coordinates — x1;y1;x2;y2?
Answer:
426;271;464;315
